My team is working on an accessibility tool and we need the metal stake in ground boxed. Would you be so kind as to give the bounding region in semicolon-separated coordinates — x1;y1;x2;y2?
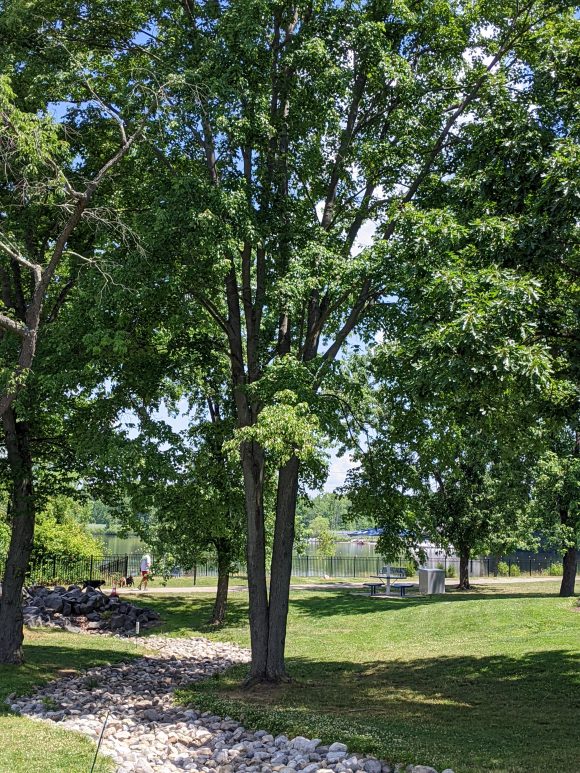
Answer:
89;708;111;773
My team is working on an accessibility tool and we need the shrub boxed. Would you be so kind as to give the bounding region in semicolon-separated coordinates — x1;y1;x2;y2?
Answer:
497;561;509;577
445;564;456;578
497;562;521;577
402;561;417;577
547;562;563;576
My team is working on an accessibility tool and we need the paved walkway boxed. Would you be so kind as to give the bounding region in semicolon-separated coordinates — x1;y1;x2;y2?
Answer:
118;576;565;595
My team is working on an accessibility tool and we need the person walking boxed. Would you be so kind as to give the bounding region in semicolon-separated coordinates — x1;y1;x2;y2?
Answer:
138;553;152;590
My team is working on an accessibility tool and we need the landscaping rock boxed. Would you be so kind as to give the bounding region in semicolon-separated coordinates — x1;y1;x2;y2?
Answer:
44;593;64;613
21;585;163;637
9;634;446;773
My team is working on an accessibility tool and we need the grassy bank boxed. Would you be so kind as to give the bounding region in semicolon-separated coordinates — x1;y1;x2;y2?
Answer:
0;580;577;773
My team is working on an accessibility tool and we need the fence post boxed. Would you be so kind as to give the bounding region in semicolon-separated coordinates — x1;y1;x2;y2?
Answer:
529;557;532;577
306;555;309;577
330;556;333;577
353;557;356;578
89;555;93;580
508;558;512;577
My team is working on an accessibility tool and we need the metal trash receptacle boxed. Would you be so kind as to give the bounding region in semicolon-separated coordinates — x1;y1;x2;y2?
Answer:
418;568;445;594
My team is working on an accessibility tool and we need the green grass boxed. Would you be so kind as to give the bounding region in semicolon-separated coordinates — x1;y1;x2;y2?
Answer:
1;580;578;773
144;581;580;773
0;629;143;773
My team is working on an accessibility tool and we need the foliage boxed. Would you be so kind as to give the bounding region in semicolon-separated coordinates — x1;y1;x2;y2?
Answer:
308;516;336;559
31;496;103;561
496;561;521;577
529;434;580;554
547;562;563;576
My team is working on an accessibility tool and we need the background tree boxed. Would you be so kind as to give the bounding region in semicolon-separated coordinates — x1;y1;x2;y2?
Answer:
529;426;579;596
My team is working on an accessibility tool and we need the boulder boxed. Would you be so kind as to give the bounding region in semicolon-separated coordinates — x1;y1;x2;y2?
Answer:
44;594;64;613
86;621;107;630
110;614;126;630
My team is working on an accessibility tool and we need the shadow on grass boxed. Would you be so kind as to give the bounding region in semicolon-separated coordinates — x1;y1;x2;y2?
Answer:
138;593;249;637
180;648;580;773
286;586;572;619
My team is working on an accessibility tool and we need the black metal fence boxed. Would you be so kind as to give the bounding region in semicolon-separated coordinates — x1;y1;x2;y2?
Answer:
289;555;578;578
0;553;140;586
0;551;576;585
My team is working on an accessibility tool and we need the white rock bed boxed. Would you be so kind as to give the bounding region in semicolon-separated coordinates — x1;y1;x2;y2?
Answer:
8;636;452;773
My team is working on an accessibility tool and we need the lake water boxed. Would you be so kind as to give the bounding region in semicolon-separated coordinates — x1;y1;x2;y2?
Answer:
92;532;147;555
93;532;378;558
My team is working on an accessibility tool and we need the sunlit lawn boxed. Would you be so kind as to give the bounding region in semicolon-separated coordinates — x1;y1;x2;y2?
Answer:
0;580;577;773
143;580;579;773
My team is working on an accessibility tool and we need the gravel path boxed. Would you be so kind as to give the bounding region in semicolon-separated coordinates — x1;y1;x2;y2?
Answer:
8;636;450;773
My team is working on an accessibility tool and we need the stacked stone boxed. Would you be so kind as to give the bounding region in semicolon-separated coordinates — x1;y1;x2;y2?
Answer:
8;636;453;773
21;584;160;633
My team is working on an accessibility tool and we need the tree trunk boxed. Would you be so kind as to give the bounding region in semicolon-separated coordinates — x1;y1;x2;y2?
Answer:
266;454;299;682
560;546;577;597
0;407;35;665
457;549;470;590
210;538;232;625
241;440;269;682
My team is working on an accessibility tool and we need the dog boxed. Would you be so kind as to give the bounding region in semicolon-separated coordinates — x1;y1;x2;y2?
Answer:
119;575;134;587
82;579;105;591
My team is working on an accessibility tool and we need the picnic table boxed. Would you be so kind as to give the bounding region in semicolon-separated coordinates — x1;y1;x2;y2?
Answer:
372;566;406;595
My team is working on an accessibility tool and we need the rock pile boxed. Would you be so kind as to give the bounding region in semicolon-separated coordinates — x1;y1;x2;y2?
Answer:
22;584;161;634
8;636;453;773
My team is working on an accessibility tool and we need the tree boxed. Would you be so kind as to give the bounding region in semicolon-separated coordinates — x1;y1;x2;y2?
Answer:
0;5;156;663
308;515;336;558
346;378;536;589
123;412;247;625
530;428;579;596
123;0;567;681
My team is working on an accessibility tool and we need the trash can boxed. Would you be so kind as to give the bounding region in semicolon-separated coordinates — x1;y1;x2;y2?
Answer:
419;568;445;594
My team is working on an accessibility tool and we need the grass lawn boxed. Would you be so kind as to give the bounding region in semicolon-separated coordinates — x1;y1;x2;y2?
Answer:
0;580;577;773
136;580;579;773
0;630;143;773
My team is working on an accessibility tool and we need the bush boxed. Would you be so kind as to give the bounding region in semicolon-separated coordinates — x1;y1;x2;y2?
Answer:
445;564;456;578
547;562;563;576
497;561;521;577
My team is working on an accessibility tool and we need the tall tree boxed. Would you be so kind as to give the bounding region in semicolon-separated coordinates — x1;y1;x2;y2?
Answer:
530;427;579;596
128;0;568;681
